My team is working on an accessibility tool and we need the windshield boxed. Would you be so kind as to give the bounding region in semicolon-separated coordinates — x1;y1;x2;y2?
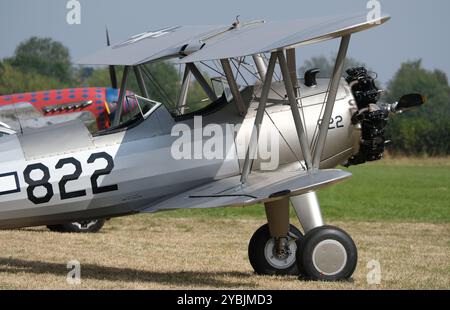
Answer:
97;94;162;134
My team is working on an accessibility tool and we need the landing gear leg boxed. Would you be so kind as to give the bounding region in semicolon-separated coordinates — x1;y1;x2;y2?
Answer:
291;192;358;281
248;198;303;275
291;192;324;233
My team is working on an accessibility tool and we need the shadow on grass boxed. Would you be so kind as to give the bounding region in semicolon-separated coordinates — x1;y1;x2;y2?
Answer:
0;257;257;288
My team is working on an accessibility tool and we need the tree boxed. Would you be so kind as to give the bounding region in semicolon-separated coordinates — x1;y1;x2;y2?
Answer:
299;56;366;78
7;37;73;83
0;61;64;95
384;60;450;156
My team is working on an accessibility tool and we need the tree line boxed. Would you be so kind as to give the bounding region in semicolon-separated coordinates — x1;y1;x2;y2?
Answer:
1;37;448;156
0;37;205;108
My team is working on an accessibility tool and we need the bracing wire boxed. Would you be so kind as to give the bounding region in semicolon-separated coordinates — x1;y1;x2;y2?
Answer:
238;58;286;100
230;57;250;88
141;65;176;108
199;61;225;77
265;110;307;171
309;80;332;152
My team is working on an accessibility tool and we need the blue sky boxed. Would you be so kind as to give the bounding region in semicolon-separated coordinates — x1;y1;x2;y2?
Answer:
1;0;449;86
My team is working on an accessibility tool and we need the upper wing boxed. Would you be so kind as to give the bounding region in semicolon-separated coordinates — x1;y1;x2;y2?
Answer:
77;25;226;66
178;12;389;63
77;12;389;66
142;168;351;213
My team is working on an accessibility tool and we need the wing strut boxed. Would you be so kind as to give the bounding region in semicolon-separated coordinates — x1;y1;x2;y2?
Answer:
286;48;299;96
240;52;277;184
312;35;351;169
134;66;149;98
186;63;218;102
112;66;130;126
240;34;351;180
177;66;191;114
106;27;118;89
252;54;267;80
220;58;247;116
278;50;313;170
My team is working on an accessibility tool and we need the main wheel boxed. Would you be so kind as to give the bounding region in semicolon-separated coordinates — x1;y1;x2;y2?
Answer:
47;219;105;233
248;224;303;276
296;225;357;281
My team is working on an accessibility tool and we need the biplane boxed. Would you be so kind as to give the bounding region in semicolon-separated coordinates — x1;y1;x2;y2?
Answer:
0;12;423;281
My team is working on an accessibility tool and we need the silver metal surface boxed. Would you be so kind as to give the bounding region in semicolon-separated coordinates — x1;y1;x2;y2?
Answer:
0;121;12;129
312;239;348;276
77;13;389;66
0;126;15;136
278;50;313;170
264;237;297;269
19;120;94;160
291;192;324;233
177;66;191;114
220;58;246;116
179;13;389;64
143;169;352;213
312;35;351;169
252;54;267;80
77;25;226;65
248;78;358;169
240;52;277;184
286;48;299;95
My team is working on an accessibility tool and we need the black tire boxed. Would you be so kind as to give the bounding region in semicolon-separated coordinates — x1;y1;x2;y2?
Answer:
296;225;357;281
248;224;303;276
47;219;105;233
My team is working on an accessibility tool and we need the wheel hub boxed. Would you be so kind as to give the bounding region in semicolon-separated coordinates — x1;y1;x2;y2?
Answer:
312;239;347;276
264;237;297;269
73;220;97;230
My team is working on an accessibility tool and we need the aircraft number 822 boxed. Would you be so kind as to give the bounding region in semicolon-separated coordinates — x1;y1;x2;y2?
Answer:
22;152;118;205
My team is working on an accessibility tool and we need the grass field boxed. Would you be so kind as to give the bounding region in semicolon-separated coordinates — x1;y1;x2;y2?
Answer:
157;158;450;223
0;158;448;289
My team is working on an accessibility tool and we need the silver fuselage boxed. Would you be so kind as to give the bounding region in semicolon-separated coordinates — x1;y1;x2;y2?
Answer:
0;78;359;229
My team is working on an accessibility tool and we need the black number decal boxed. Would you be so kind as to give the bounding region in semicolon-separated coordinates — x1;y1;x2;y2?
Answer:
328;117;336;130
88;152;118;194
0;172;20;196
319;116;344;130
24;152;117;204
23;163;54;204
55;157;86;200
335;115;344;128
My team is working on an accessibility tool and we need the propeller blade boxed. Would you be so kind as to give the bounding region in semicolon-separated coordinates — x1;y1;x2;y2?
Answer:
106;27;118;89
396;93;426;112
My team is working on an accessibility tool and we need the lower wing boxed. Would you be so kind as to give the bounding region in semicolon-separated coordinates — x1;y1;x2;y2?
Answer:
142;168;351;213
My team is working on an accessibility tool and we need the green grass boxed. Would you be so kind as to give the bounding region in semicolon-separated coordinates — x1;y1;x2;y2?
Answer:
156;159;450;223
